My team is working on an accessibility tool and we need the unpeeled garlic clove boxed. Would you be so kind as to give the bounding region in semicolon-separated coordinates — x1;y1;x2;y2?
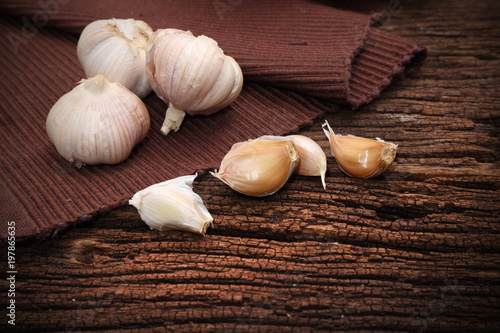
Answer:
77;18;153;98
287;135;327;189
46;74;150;167
145;29;243;135
322;120;397;179
129;174;213;235
210;136;299;196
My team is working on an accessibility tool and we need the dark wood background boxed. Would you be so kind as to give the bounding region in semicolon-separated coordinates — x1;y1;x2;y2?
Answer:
2;0;499;331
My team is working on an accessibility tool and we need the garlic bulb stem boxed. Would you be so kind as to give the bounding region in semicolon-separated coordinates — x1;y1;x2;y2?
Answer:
161;103;186;135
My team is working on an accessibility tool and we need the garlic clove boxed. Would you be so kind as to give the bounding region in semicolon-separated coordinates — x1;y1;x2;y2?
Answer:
287;135;327;189
322;120;397;179
146;29;243;135
129;174;213;235
211;136;299;196
46;74;150;167
77;18;153;98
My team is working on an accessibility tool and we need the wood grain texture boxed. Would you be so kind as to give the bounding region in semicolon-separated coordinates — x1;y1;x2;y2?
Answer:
1;0;499;332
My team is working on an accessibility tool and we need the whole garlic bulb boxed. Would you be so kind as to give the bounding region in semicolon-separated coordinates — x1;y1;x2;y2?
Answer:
146;29;244;135
129;174;213;236
46;74;150;167
211;136;299;196
77;18;153;98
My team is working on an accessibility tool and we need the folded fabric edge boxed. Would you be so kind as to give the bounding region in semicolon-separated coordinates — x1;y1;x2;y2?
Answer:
0;8;425;111
346;26;427;110
340;11;387;107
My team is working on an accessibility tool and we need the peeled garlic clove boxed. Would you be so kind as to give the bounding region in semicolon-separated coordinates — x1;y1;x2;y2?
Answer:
287;135;327;189
322;120;397;179
146;29;244;135
46;74;150;167
77;18;153;98
129;175;213;235
211;136;299;196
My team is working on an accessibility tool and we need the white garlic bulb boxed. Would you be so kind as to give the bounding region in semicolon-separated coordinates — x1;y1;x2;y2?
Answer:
77;18;153;98
287;135;327;189
211;136;299;196
46;74;150;167
129;174;213;235
146;29;244;135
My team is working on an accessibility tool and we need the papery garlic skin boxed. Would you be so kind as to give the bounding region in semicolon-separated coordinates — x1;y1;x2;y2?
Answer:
78;18;153;98
129;175;213;235
46;74;150;167
322;121;397;179
146;29;244;135
287;135;327;189
211;136;298;196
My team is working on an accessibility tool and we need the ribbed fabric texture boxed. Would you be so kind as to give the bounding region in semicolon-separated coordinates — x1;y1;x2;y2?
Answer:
0;0;426;240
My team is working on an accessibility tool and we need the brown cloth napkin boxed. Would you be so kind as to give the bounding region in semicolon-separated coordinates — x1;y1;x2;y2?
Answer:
0;0;426;241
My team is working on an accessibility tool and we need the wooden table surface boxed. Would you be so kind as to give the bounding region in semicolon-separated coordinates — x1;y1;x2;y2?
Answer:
2;0;499;332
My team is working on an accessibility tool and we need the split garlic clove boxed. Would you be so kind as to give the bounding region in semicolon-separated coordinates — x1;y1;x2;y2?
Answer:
287;135;327;190
77;18;153;98
46;74;150;167
145;29;244;135
322;120;397;179
129;174;213;236
210;136;299;197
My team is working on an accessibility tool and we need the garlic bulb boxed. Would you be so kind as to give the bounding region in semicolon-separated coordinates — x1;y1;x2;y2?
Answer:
129;174;213;235
77;18;153;98
322;120;397;179
211;136;299;196
146;29;244;135
46;74;150;167
287;135;327;189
